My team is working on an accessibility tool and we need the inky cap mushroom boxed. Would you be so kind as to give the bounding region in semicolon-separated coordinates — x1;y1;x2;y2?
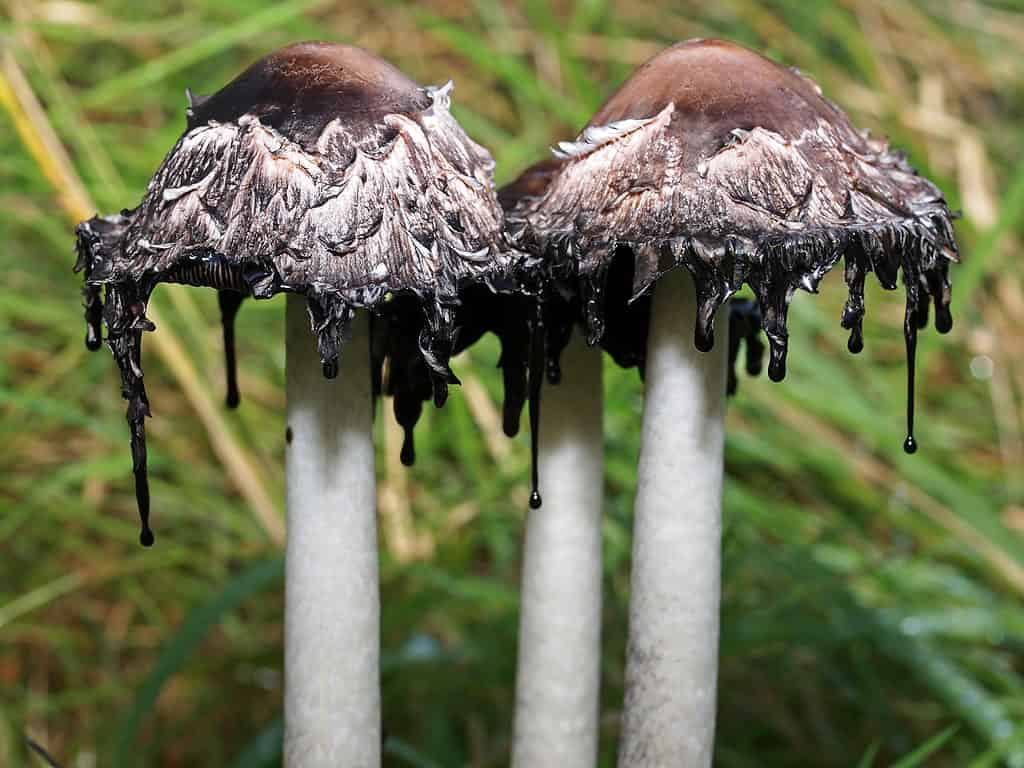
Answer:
75;42;514;545
505;38;957;452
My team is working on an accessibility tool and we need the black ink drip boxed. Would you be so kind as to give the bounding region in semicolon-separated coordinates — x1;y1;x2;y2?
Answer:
126;346;154;547
527;299;545;510
726;299;764;396
218;290;245;408
105;286;155;546
560;223;956;457
372;296;433;467
498;322;529;438
842;249;867;354
133;415;154;547
903;269;919;454
399;423;417;466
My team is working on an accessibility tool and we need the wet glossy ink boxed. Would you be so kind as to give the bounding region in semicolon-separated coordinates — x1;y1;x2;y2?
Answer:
98;284;157;546
393;388;423;468
497;313;530;438
400;427;416;467
903;271;919;455
842;252;867;355
726;299;764;396
502;386;525;437
372;288;537;460
218;290;244;408
527;300;545;510
132;405;154;546
509;239;953;465
558;229;951;455
694;324;714;354
847;327;864;355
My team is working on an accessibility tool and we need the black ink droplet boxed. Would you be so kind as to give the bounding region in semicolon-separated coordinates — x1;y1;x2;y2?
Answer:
842;251;867;357
767;338;787;382
903;435;918;454
322;360;339;379
400;427;415;467
847;329;864;355
285;426;293;444
694;325;714;354
502;403;522;438
529;490;542;510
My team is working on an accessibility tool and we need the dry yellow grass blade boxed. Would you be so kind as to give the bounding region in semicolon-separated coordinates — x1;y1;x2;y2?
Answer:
380;416;434;563
0;48;285;547
457;365;512;464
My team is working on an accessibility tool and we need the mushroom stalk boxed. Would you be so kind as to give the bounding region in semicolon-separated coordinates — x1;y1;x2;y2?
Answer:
618;270;727;767
284;295;380;767
513;332;604;767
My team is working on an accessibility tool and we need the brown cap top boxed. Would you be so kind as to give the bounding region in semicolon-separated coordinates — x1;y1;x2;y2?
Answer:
590;39;846;150
189;41;431;151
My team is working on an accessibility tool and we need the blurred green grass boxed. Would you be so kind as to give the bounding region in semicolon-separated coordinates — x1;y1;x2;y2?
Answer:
1;0;1023;765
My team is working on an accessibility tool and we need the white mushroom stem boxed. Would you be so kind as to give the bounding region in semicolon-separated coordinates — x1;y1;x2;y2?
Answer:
284;295;380;768
618;269;728;768
513;333;604;768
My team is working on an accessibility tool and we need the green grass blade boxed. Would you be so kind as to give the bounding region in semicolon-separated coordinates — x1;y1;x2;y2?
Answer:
890;724;960;768
79;0;329;109
857;742;881;768
229;717;283;768
112;557;284;768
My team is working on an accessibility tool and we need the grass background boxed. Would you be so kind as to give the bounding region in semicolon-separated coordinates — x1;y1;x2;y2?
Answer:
2;0;1023;765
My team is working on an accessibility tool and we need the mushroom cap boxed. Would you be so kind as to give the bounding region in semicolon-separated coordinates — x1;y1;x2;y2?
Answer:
504;38;956;383
73;42;516;544
78;42;509;305
76;41;513;370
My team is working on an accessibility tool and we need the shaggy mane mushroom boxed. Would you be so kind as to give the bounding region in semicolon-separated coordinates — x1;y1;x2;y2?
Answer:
503;37;958;766
509;37;955;449
74;41;515;766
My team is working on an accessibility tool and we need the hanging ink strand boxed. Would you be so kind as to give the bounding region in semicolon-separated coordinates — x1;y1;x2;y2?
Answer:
218;290;245;409
527;299;546;510
903;269;920;455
